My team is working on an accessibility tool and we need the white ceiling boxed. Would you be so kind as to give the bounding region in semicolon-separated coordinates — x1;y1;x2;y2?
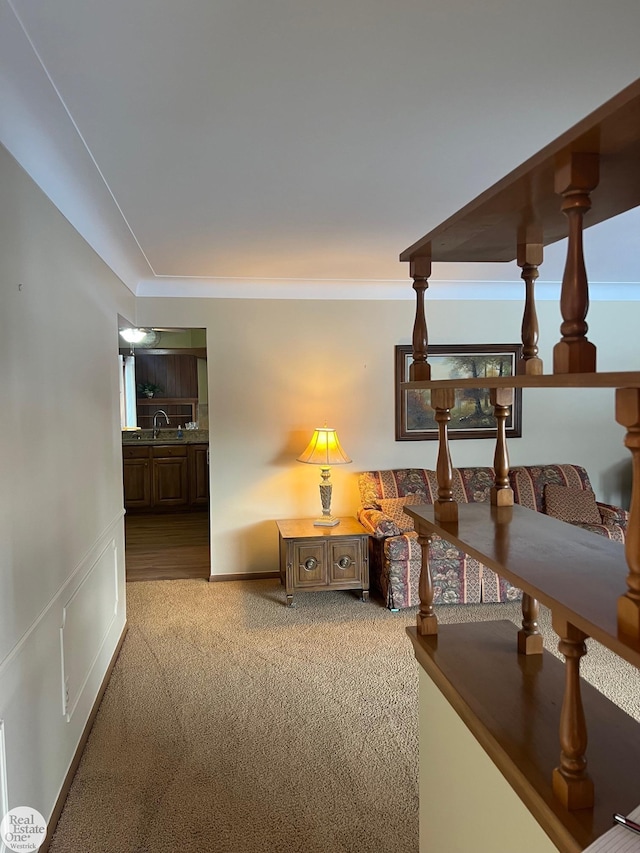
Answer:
2;0;640;297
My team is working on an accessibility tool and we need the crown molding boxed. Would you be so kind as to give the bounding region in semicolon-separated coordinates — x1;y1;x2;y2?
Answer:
135;277;640;301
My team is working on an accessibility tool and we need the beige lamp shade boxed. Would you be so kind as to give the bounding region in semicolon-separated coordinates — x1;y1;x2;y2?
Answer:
296;427;352;466
297;427;351;526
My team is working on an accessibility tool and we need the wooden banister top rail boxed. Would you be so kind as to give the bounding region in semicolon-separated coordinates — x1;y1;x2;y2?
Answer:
400;77;640;264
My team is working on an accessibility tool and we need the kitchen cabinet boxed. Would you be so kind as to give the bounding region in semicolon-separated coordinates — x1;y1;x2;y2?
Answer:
189;444;209;505
122;446;151;508
151;445;188;508
123;443;209;511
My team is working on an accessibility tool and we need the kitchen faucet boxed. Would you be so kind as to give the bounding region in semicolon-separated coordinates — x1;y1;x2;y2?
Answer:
152;409;170;439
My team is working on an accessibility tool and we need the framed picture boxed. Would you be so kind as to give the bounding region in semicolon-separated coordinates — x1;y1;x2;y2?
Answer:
395;343;523;441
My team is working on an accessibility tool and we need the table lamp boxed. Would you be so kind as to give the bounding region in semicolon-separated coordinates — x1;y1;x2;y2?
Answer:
297;426;352;526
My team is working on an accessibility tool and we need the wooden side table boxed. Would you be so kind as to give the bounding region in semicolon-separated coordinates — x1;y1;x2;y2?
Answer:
276;517;370;607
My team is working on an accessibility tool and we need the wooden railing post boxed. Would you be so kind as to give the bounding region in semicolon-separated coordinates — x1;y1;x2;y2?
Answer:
490;387;514;507
553;152;599;374
431;387;458;523
616;388;640;638
518;593;544;655
517;235;543;375
410;255;432;381
417;532;437;636
552;616;594;810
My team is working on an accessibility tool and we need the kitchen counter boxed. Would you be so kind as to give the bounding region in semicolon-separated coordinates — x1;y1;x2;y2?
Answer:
122;429;209;446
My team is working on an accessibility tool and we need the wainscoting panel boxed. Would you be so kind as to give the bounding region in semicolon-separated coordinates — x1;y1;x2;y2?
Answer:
0;513;126;824
0;720;8;824
60;541;119;722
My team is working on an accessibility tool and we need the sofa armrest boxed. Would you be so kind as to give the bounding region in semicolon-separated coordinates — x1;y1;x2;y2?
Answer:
597;501;629;530
357;507;404;538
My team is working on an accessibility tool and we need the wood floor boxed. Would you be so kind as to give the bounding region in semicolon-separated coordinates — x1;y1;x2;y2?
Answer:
125;511;210;581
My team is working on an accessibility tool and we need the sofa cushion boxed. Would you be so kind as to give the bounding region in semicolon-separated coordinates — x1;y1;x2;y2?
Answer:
454;467;495;503
378;494;427;533
544;484;602;524
358;469;437;508
358;467;497;508
511;464;593;512
572;522;625;543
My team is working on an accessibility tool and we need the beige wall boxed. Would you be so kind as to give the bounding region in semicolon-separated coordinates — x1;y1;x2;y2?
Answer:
0;143;132;822
138;296;639;578
418;669;557;853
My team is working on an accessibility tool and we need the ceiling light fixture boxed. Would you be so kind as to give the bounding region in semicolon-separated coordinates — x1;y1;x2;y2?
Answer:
119;327;147;344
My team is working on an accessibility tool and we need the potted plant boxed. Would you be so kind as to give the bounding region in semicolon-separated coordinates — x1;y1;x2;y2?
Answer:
138;382;163;398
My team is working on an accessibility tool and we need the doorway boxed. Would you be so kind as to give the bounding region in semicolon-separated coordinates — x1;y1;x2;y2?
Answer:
118;324;210;581
124;513;210;581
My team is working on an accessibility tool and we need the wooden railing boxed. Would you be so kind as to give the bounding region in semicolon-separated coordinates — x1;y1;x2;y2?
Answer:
400;78;640;850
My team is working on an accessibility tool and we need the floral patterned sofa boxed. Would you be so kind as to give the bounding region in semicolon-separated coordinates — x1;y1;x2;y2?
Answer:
357;464;628;610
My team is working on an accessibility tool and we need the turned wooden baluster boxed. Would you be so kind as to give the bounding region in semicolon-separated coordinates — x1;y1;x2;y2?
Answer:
490;388;514;507
551;616;594;810
431;387;458;523
553;152;599;374
616;388;640;637
517;235;543;375
490;504;542;655
417;532;437;636
518;593;544;655
410;255;432;381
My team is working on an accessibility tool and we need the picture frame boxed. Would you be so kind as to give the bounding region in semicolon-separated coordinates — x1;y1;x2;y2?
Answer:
395;343;523;441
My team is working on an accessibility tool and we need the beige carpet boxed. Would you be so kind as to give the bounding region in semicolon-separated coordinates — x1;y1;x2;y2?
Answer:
48;581;640;853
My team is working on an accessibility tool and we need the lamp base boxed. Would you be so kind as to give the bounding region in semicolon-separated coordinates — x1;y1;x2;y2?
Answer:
313;516;340;527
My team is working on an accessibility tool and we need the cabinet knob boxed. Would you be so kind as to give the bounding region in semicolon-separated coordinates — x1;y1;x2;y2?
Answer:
335;555;352;570
301;557;318;572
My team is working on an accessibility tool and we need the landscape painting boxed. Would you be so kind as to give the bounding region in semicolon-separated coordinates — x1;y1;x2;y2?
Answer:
395;343;523;440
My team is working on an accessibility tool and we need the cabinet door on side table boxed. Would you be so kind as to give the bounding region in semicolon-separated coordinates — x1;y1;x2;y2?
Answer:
123;447;151;508
152;446;188;507
292;541;327;587
328;537;363;585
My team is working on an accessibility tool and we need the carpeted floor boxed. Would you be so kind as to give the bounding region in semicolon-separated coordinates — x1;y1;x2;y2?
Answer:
48;580;640;853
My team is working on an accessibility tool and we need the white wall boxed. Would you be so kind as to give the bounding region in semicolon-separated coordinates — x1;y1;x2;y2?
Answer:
138;295;640;578
0;144;133;827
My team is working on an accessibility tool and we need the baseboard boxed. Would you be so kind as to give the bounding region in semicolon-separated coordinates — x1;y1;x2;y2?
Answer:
39;623;128;853
208;571;279;582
